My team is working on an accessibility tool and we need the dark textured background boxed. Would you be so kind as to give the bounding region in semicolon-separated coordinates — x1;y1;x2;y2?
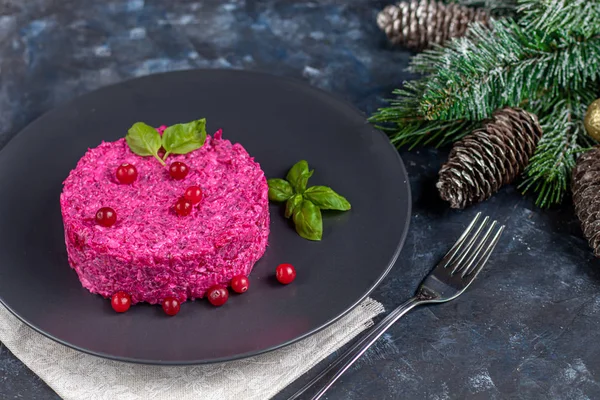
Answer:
1;1;600;399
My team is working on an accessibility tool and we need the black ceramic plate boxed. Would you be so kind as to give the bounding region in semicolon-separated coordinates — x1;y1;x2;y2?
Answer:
0;70;410;364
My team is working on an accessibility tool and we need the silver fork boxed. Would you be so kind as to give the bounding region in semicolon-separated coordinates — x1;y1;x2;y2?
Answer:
287;212;504;400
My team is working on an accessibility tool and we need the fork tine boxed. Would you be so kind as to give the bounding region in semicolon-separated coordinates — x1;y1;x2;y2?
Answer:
438;212;482;269
462;224;504;278
456;220;498;276
450;216;490;275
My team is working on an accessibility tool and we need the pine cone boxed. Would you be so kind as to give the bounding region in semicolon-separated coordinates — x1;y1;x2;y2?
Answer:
437;107;543;209
572;146;600;257
377;0;489;51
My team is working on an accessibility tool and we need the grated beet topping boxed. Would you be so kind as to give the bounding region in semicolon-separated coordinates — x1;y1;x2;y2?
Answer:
60;131;270;304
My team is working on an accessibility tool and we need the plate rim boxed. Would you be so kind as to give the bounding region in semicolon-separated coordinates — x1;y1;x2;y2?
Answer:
0;69;411;365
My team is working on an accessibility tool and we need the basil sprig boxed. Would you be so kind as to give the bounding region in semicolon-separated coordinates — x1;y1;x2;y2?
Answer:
286;160;314;193
293;200;323;241
304;186;351;211
285;194;303;218
267;160;351;241
162;119;207;159
268;179;294;202
126;122;165;165
126;118;207;165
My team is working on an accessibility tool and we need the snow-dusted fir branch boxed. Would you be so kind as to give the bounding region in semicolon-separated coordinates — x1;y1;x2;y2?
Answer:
373;117;480;149
369;85;479;148
452;0;518;17
370;0;600;207
520;89;596;207
518;0;600;37
409;20;600;120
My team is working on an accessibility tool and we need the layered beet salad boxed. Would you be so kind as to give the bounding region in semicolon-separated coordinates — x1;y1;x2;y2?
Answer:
61;118;350;316
60;119;270;314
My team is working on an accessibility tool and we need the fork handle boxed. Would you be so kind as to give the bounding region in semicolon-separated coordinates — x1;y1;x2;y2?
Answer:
287;297;424;400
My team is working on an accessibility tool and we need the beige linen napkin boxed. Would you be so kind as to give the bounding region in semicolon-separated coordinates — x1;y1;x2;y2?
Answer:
0;298;383;400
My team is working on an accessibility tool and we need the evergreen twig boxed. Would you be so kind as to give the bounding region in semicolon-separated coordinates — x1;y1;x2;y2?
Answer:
520;89;597;207
410;20;600;121
371;0;600;207
518;0;600;37
452;0;518;17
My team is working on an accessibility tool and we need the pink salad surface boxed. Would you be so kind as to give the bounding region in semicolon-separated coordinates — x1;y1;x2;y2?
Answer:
60;131;270;304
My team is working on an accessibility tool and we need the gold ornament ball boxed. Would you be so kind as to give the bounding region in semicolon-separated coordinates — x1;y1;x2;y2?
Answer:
585;99;600;141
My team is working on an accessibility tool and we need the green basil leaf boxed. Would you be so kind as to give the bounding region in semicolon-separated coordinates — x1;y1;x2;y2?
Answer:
293;200;322;241
304;186;351;211
162;118;207;156
286;160;313;193
267;178;294;202
298;169;314;193
285;194;303;218
126;122;163;157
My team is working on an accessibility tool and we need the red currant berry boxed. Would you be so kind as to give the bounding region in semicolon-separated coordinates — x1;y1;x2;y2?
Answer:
276;264;296;285
162;297;180;316
231;275;250;294
169;161;189;180
157;147;166;159
207;285;229;306
95;207;117;227
184;186;203;204
174;198;193;217
116;163;138;184
111;291;131;313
